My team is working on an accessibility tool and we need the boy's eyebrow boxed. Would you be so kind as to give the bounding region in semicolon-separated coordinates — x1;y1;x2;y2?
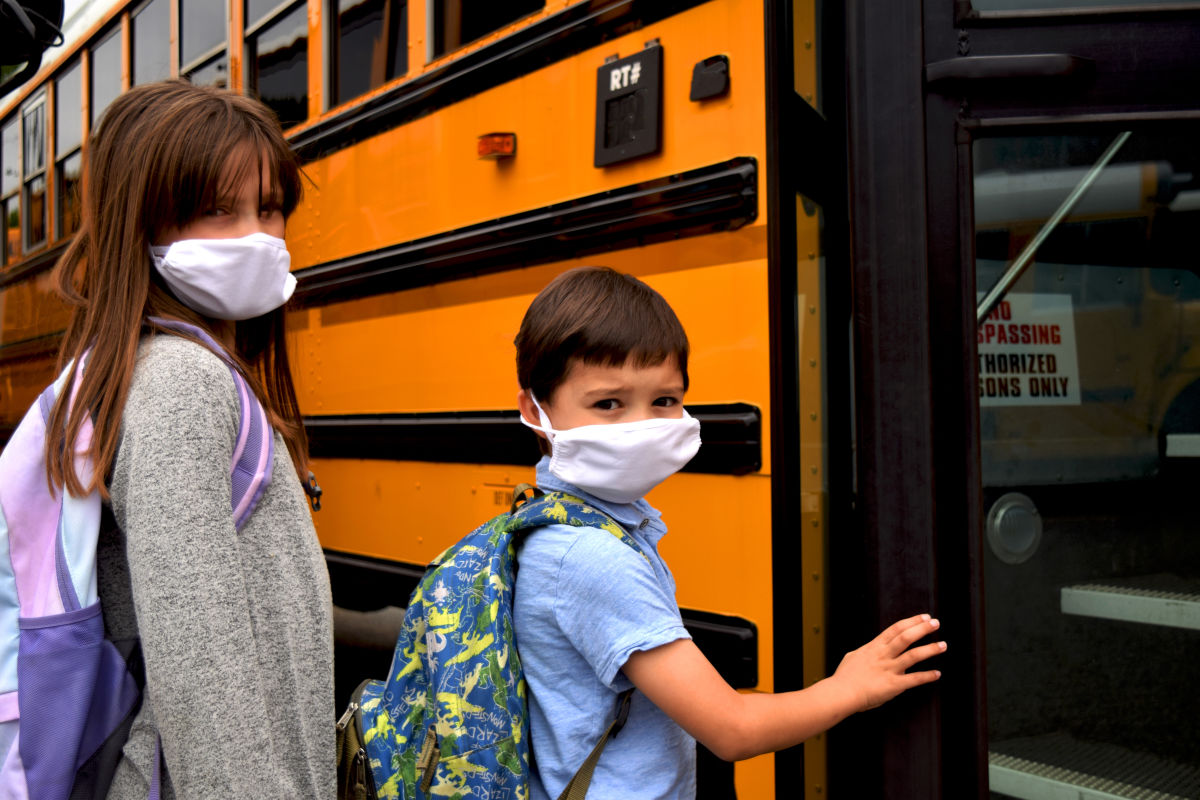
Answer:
579;384;686;398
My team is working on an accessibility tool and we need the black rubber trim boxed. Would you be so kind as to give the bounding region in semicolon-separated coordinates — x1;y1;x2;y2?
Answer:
289;0;717;162
324;548;758;688
305;403;761;475
925;53;1094;86
290;157;757;308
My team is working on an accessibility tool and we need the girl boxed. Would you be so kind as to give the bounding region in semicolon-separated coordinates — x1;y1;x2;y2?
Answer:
46;80;334;798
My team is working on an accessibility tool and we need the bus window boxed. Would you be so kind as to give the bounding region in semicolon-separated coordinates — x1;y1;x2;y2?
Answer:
247;1;308;128
975;132;1200;797
132;0;170;85
1;116;18;265
54;59;82;238
181;0;227;88
181;0;225;68
91;28;122;125
429;0;542;60
329;0;408;107
20;95;45;252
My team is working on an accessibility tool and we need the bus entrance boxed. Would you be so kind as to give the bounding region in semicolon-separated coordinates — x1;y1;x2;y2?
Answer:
975;132;1200;797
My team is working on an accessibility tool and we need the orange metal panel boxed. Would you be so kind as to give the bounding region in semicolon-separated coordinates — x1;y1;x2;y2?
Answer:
306;0;323;118
286;2;767;270
229;0;245;93
0;271;71;348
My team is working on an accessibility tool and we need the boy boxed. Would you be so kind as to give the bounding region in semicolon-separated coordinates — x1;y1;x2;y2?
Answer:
513;266;945;799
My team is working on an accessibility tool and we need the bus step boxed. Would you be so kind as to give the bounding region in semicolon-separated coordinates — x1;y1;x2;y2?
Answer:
989;733;1200;800
1060;576;1200;631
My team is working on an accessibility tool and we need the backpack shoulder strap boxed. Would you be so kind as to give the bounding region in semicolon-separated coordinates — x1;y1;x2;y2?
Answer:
145;317;274;530
509;490;646;559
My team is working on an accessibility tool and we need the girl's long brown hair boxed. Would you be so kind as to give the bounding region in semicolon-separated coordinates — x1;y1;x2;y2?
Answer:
47;80;309;498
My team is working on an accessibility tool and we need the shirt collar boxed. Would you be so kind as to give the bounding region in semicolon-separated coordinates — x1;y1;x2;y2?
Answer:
534;456;666;543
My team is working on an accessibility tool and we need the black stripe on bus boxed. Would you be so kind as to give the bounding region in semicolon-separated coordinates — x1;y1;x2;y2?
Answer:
305;403;761;475
290;0;717;162
324;548;758;689
290;157;757;307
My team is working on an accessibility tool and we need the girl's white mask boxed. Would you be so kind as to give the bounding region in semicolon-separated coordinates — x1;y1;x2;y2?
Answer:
150;232;296;321
521;394;701;504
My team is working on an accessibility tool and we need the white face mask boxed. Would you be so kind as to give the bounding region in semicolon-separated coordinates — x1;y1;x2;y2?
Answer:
521;394;702;505
150;232;296;321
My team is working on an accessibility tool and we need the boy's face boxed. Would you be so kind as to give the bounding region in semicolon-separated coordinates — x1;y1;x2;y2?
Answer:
519;356;686;432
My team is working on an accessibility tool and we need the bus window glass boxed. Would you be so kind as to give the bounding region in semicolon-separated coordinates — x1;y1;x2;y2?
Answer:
331;0;407;106
21;99;45;250
247;0;286;27
430;0;542;60
185;56;229;89
1;117;18;264
91;29;122;125
248;2;308;128
55;60;82;156
975;131;1200;798
55;61;83;239
58;151;81;238
181;0;226;67
133;0;171;85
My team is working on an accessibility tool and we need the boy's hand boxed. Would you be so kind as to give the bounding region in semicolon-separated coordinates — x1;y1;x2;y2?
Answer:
830;614;945;712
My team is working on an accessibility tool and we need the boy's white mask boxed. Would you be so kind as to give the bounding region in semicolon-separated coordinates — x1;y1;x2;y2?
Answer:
150;232;296;321
521;394;702;505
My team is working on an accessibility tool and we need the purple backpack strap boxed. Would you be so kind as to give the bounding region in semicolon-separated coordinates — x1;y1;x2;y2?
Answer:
146;318;274;530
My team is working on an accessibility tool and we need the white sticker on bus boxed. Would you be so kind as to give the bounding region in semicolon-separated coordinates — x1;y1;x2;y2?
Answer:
977;293;1081;407
609;61;642;92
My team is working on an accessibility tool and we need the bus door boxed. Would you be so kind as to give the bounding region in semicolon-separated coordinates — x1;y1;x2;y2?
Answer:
839;0;1200;797
944;4;1200;800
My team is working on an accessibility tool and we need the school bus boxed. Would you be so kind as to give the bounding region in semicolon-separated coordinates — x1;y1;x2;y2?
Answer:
2;1;1199;798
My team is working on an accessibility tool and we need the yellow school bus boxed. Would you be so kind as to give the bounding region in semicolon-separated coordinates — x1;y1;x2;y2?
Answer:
4;0;1200;798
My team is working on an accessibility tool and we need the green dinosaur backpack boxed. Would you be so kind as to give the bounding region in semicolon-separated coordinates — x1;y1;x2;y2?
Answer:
336;488;641;800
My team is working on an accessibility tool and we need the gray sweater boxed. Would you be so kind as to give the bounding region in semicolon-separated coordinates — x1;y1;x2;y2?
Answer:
100;335;335;799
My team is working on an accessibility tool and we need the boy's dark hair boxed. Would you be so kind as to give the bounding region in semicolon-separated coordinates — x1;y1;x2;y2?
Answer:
515;266;690;404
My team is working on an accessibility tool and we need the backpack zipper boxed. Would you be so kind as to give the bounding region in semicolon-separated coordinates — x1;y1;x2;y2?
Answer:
336;700;359;732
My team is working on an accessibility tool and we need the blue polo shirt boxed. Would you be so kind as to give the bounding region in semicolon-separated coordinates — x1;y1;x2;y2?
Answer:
514;458;696;800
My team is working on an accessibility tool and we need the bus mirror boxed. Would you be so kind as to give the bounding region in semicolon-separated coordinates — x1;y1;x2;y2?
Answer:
1;0;64;100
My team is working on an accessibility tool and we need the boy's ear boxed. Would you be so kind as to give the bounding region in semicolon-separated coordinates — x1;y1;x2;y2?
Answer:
517;389;545;435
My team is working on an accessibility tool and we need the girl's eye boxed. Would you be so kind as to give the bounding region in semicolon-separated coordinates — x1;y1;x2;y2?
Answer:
260;204;283;219
654;396;680;407
593;399;620;411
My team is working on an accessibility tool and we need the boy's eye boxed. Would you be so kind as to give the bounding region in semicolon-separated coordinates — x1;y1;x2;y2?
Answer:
654;396;680;407
593;399;620;411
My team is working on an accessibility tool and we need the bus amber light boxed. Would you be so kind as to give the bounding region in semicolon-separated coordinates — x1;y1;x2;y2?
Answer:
477;133;517;159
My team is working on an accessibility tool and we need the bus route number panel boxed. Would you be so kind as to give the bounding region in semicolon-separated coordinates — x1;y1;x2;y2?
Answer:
594;43;664;168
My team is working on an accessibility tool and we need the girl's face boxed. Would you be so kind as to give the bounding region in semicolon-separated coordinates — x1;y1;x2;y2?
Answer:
157;156;285;247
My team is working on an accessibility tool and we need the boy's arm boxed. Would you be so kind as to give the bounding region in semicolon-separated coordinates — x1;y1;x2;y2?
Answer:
622;614;944;762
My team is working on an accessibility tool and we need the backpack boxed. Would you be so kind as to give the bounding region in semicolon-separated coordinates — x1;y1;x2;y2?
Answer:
336;487;643;800
0;318;275;800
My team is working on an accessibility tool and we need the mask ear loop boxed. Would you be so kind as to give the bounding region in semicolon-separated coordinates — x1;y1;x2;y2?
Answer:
519;393;557;443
